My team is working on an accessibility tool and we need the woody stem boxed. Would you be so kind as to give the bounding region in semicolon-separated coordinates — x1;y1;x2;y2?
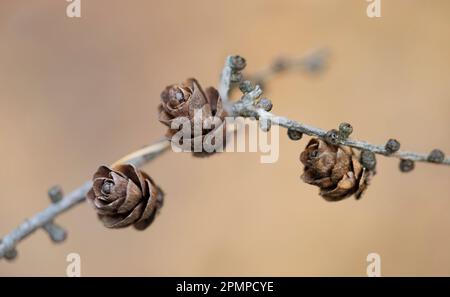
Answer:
0;138;171;260
2;52;448;261
232;103;450;165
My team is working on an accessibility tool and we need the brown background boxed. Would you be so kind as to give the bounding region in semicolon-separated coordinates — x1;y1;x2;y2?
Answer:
0;0;449;276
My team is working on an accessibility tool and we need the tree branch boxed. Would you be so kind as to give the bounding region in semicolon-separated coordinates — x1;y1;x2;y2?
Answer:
219;49;329;107
246;48;330;87
224;54;449;166
237;104;450;165
0;138;170;260
2;51;448;262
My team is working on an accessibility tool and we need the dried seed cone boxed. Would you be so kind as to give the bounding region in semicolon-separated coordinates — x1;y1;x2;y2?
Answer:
158;78;227;157
86;164;164;230
300;138;373;201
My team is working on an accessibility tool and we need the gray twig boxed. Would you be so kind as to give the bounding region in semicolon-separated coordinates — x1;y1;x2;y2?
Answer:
226;54;450;166
218;55;234;103
1;52;448;261
246;48;330;87
0;139;170;260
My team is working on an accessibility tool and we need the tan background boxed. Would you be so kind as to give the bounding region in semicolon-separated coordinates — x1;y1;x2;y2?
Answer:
0;0;449;276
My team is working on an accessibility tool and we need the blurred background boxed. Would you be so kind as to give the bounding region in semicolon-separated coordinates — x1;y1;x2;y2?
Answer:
0;0;449;276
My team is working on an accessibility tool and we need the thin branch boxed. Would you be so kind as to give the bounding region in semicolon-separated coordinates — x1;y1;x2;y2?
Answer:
111;137;170;168
220;49;329;105
2;51;448;261
0;139;170;259
218;55;234;104
230;83;450;166
246;48;330;87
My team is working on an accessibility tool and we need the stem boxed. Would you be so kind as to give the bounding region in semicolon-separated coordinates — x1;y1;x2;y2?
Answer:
247;48;330;86
111;137;170;167
0;139;170;259
2;52;448;261
232;92;450;166
218;55;234;104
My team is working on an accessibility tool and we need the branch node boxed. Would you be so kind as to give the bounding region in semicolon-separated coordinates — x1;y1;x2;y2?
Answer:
338;122;353;140
0;240;17;261
255;98;273;112
239;80;254;93
324;129;340;145
385;139;401;154
400;159;415;172
229;55;247;71
43;223;67;243
428;149;445;163
48;185;63;203
360;151;377;171
287;128;303;141
259;118;272;132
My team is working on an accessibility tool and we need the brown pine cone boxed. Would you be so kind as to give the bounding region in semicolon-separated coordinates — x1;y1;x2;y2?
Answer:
86;164;164;230
299;138;374;201
158;78;227;157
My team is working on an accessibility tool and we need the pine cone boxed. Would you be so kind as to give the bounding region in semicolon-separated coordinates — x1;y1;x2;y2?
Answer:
86;164;164;230
158;78;227;157
299;138;374;201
